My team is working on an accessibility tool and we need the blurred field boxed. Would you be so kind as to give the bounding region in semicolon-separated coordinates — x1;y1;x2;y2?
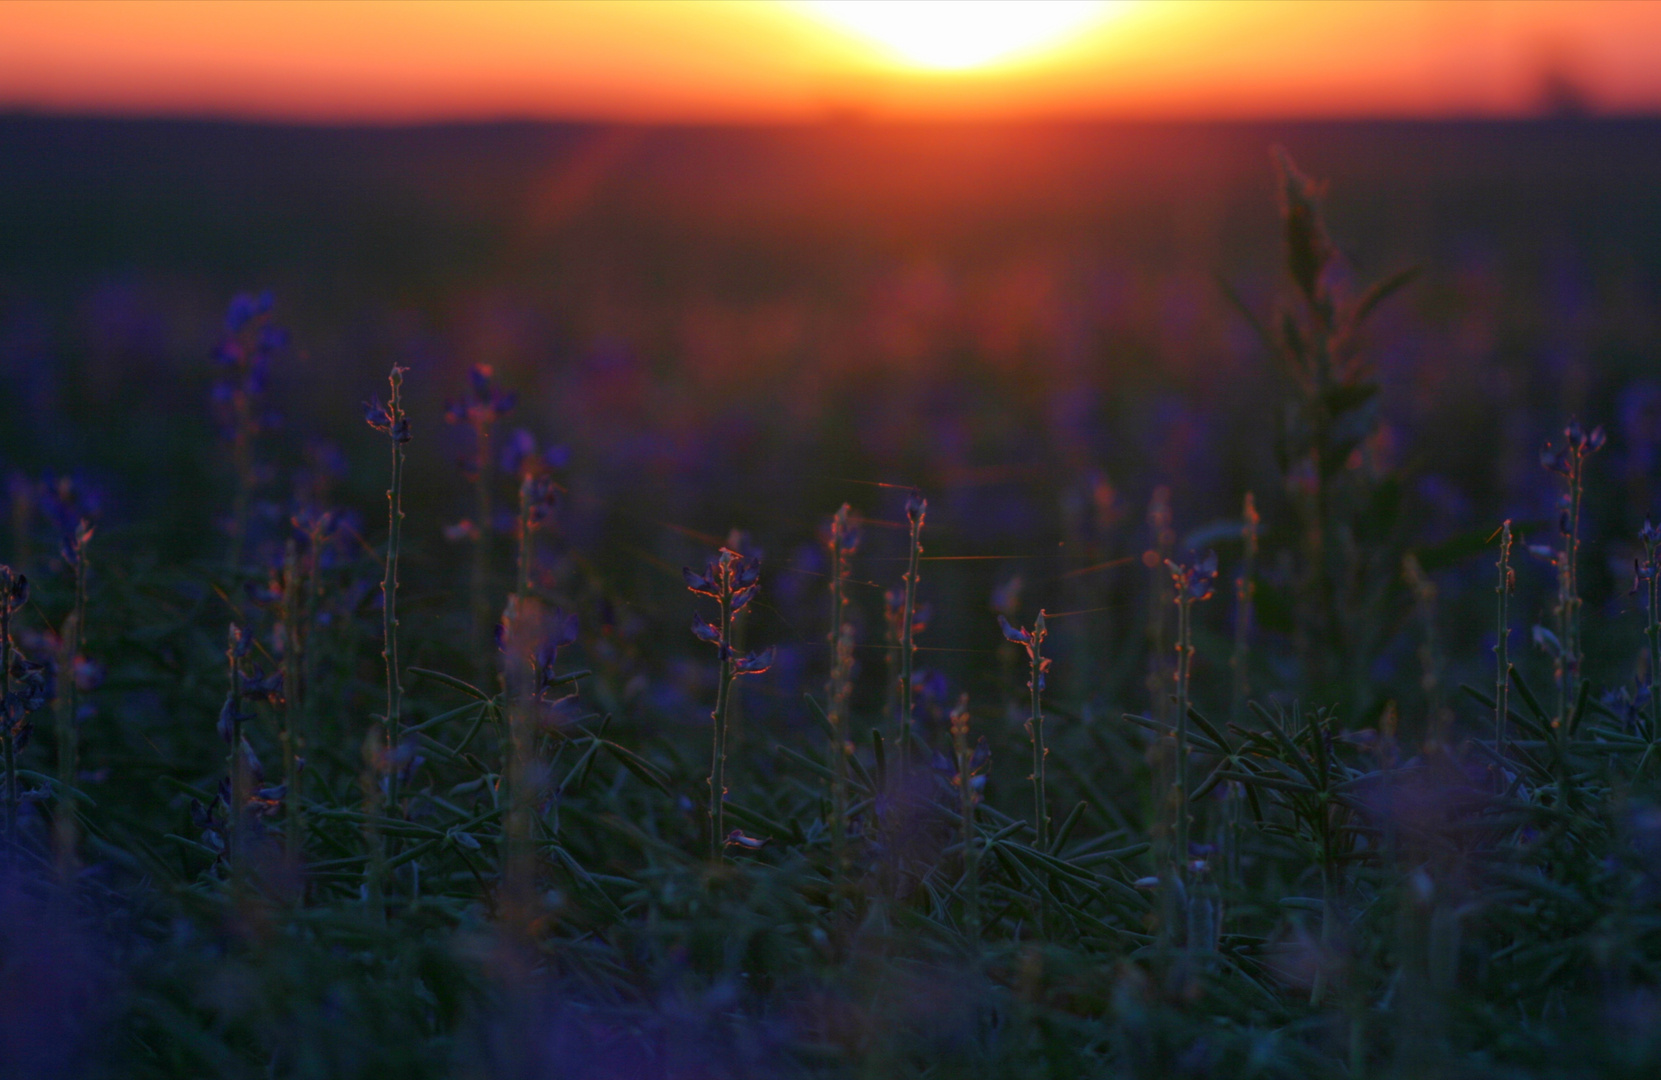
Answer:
5;117;1661;690
7;116;1661;1077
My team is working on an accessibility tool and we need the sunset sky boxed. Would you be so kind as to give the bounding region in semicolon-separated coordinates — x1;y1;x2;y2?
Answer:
3;0;1661;123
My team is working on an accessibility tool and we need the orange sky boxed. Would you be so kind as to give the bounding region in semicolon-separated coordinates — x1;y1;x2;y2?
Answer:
2;0;1660;123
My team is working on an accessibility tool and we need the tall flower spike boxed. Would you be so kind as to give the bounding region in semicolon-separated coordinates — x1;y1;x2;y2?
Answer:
999;610;1052;847
685;544;775;858
1539;419;1603;736
1163;548;1218;924
896;489;927;764
824;503;860;894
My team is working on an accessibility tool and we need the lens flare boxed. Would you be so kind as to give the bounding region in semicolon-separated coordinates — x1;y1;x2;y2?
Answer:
797;0;1129;71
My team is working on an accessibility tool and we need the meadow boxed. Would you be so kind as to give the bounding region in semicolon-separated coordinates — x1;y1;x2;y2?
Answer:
4;117;1661;1078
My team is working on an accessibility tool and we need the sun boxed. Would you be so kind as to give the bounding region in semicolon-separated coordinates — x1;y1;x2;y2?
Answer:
796;0;1131;72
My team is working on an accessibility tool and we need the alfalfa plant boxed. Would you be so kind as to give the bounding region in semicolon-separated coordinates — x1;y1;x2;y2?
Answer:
685;546;774;858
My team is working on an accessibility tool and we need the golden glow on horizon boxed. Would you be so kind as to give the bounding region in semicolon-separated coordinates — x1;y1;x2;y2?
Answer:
797;1;1131;72
2;0;1661;122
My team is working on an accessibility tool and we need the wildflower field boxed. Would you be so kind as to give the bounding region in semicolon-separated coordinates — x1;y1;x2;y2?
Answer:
5;117;1661;1078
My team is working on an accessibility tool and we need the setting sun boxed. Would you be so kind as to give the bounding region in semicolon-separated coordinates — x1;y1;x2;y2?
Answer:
797;0;1130;71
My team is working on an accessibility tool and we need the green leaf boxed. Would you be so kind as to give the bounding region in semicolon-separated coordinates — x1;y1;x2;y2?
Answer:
601;739;673;796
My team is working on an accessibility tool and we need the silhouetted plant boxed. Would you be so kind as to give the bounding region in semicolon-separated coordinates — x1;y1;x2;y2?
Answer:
685;546;774;858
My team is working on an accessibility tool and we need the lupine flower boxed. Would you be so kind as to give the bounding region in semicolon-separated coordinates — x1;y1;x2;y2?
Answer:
210;291;287;442
239;664;284;704
215;694;251;746
364;396;411;443
446;364;518;430
684;548;774;675
524;473;560;528
4;654;52;749
445;364;517;479
998;611;1051;692
443;520;483;543
1165;551;1220;601
4;569;27;614
500;428;569;477
532;609;580;697
1635;519;1661;596
826;506;860;557
1;568;50;750
884;588;931;643
938;706;990;805
905;488;926;527
1540;420;1606;477
38;475;99;567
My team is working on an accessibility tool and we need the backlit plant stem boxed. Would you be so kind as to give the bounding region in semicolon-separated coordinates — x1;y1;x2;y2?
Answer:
471;415;496;663
1649;555;1661;745
1028;613;1050;850
379;367;408;819
282;537;304;861
1230;493;1259;724
950;695;980;940
826;506;857;891
897;493;925;768
1174;588;1194;879
1558;468;1583;739
225;626;247;880
709;589;734;860
55;535;88;875
516;473;535;604
2;580;16;865
1495;520;1513;760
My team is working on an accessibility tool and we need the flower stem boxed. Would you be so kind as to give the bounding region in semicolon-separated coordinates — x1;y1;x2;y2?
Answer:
1230;493;1258;725
826;510;855;893
709;591;733;860
2;593;15;868
380;367;408;827
897;503;924;769
515;473;534;604
226;626;246;883
470;414;495;674
1649;558;1661;745
54;545;87;879
1495;520;1513;763
1174;591;1193;883
282;537;304;863
951;697;980;941
1027;615;1050;851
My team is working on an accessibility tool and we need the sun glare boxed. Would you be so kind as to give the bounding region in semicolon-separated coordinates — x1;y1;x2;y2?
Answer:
797;0;1129;72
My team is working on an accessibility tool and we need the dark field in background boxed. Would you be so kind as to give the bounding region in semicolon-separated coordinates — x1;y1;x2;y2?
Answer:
4;117;1661;712
7;117;1661;1078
